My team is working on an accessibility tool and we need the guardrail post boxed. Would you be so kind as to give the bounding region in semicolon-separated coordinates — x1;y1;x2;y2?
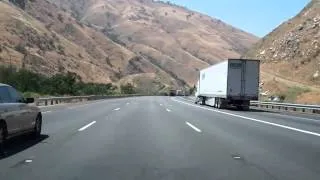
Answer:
45;100;48;106
251;101;320;114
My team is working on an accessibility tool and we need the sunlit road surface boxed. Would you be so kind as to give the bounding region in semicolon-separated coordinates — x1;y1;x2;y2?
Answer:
0;96;320;180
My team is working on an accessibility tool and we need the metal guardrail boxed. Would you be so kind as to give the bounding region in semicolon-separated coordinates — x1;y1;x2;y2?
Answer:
250;101;320;114
36;95;320;115
35;94;142;106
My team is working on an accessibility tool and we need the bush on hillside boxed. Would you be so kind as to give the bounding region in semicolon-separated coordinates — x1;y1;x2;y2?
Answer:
0;66;118;96
120;83;135;94
15;43;27;54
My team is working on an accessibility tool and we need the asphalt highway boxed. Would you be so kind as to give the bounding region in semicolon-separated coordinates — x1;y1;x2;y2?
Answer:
0;96;319;180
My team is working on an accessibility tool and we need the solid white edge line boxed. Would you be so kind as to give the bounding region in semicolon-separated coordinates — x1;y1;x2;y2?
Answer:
182;98;195;102
114;108;121;111
267;112;320;122
78;121;96;131
172;98;320;137
186;121;202;133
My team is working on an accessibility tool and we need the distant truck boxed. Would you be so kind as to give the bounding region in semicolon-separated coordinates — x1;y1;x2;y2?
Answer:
169;89;185;96
195;59;260;110
169;90;177;96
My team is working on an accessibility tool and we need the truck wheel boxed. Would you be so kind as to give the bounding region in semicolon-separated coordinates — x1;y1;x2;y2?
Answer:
237;106;243;110
217;99;222;109
214;98;218;108
201;98;206;105
243;106;250;111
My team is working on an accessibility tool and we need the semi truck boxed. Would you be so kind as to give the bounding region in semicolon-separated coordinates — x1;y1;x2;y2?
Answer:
195;59;260;110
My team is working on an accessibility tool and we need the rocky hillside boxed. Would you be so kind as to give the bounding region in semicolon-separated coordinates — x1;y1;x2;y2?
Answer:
244;0;320;104
0;0;135;84
0;0;258;93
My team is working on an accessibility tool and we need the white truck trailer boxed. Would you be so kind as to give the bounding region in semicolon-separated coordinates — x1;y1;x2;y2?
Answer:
195;59;260;110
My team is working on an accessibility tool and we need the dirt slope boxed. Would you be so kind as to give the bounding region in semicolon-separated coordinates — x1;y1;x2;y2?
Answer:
1;0;258;93
48;0;258;86
244;0;320;104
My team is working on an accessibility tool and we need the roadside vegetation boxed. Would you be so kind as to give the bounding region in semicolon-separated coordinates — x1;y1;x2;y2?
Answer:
0;66;136;97
277;86;311;103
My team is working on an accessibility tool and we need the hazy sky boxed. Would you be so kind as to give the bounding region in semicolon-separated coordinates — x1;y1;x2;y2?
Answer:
169;0;311;37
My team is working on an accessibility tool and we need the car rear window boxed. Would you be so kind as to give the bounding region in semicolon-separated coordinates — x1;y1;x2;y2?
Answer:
0;86;12;103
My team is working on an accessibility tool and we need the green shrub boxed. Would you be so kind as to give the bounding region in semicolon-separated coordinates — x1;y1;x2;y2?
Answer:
57;14;64;23
120;83;135;94
15;43;27;54
280;86;311;103
57;44;65;55
0;66;118;96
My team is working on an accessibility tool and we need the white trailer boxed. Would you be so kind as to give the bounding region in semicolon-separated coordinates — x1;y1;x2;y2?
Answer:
195;59;260;110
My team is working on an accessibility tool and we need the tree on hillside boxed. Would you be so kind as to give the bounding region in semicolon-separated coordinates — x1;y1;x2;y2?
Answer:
9;0;26;9
189;85;196;95
120;83;135;94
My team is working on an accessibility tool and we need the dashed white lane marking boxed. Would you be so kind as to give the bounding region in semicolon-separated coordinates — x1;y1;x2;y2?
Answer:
173;98;320;137
166;108;171;112
25;160;33;163
126;103;130;105
42;111;52;114
160;104;163;106
186;121;202;133
78;121;96;132
114;108;121;111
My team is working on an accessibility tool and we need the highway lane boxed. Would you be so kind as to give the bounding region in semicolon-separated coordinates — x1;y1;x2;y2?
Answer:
178;96;320;133
0;97;136;168
0;96;319;180
171;97;320;179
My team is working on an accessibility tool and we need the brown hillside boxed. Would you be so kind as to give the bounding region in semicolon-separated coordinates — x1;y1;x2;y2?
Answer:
0;0;136;83
48;0;258;85
244;0;320;104
1;0;258;93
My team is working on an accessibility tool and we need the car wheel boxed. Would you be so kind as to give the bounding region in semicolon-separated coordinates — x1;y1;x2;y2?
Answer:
0;123;6;155
33;115;42;138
